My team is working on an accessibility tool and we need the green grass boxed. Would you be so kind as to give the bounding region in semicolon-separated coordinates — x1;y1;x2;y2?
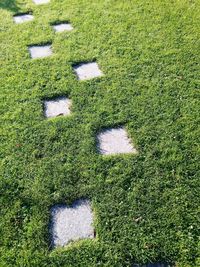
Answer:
0;0;200;266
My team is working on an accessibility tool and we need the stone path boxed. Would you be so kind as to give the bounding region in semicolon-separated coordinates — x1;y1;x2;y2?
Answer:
73;62;103;80
13;0;173;265
50;199;94;247
14;13;34;24
44;96;71;118
28;44;52;59
97;127;137;155
53;23;73;33
33;0;50;5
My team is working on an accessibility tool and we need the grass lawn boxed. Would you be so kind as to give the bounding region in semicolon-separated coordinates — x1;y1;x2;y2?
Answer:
0;0;199;266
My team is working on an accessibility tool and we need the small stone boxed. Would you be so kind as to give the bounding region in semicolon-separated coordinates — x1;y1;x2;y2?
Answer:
13;14;34;24
97;127;137;155
44;97;71;118
53;23;73;32
28;45;52;59
33;0;50;4
74;62;103;81
134;216;143;223
50;199;94;248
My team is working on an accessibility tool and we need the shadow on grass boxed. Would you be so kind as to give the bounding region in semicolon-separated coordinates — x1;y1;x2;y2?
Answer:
0;0;20;12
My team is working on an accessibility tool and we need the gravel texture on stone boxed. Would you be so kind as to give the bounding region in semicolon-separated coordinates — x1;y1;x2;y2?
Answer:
50;199;94;248
98;127;137;155
28;45;52;59
53;23;73;32
44;97;71;118
74;62;103;81
14;14;34;24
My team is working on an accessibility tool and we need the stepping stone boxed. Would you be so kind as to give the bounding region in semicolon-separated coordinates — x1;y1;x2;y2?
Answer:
50;199;94;248
97;127;137;155
13;14;34;24
43;96;71;118
133;263;172;267
28;45;52;59
33;0;50;4
74;62;103;81
53;23;73;33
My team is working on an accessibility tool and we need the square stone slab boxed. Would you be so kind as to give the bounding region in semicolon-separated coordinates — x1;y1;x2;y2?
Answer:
53;23;73;33
74;62;103;81
33;0;50;4
13;14;34;24
97;127;137;155
44;97;71;118
50;199;94;248
28;45;52;59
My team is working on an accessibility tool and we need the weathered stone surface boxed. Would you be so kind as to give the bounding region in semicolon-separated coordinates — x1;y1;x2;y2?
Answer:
98;127;137;155
44;97;71;118
50;199;94;248
53;23;73;32
33;0;50;5
74;62;103;81
14;14;34;24
29;45;52;59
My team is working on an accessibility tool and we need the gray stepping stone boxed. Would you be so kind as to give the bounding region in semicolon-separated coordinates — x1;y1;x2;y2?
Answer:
53;23;73;33
13;14;34;24
33;0;50;4
50;199;94;248
28;45;52;59
74;62;103;81
97;127;137;155
44;97;71;118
